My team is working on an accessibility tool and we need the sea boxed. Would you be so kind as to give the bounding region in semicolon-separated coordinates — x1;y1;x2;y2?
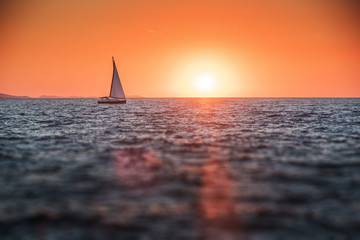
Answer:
0;98;359;240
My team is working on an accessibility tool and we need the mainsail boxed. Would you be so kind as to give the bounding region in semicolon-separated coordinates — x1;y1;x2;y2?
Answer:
109;57;126;99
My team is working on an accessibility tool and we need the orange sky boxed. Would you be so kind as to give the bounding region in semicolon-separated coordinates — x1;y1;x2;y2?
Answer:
0;0;359;97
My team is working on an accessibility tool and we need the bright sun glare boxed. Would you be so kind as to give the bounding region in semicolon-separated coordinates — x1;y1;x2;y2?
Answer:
173;54;239;97
195;74;216;92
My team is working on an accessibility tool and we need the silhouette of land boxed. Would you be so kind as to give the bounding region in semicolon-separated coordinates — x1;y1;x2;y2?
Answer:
0;93;31;99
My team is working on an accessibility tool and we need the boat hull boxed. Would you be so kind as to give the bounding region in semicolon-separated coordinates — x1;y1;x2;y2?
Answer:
97;97;126;104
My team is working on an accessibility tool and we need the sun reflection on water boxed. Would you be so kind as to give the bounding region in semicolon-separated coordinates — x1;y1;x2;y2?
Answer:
113;145;242;239
114;148;163;189
198;159;242;240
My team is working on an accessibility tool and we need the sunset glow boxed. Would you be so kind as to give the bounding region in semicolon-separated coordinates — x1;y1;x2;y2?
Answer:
0;0;359;97
1;1;359;238
172;55;239;97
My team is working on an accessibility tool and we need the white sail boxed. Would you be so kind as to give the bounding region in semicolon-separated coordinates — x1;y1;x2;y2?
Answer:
109;58;126;99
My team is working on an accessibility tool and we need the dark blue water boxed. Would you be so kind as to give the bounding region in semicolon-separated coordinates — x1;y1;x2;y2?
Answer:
0;98;359;240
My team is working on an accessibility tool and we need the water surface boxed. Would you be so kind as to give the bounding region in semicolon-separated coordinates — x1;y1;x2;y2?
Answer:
0;98;359;239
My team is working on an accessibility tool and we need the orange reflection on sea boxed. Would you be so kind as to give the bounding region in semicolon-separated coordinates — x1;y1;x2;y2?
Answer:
113;148;163;189
198;159;242;240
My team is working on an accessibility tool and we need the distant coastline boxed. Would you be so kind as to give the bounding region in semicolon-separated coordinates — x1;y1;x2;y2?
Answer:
0;93;31;99
0;93;143;99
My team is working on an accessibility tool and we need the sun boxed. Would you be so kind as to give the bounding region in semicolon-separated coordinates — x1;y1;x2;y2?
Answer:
195;74;216;92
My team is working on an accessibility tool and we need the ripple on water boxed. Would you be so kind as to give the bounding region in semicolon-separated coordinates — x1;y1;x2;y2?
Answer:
0;98;359;239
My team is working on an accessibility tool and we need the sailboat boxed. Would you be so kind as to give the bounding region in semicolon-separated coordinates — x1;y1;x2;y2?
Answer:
98;57;126;104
